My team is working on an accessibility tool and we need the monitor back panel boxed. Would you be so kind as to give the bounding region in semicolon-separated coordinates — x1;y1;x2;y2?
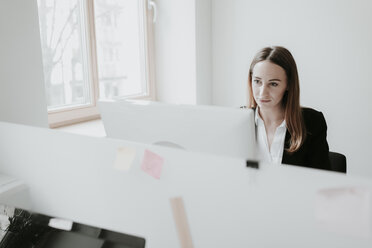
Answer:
99;100;256;159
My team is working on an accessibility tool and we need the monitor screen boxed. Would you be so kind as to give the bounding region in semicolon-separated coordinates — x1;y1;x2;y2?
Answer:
0;204;145;248
98;100;256;159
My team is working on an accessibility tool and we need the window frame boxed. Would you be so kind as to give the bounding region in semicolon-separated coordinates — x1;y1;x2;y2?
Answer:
47;0;156;128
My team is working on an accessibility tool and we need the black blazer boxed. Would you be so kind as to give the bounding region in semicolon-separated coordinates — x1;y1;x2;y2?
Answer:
281;108;331;171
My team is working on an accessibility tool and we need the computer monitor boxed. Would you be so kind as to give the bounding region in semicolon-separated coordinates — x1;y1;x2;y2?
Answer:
98;99;256;159
0;203;145;248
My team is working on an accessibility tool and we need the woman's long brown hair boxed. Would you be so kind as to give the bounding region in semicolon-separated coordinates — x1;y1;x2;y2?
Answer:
247;46;306;153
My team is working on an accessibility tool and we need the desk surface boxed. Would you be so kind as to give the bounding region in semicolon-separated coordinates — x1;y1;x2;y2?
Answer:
0;121;372;247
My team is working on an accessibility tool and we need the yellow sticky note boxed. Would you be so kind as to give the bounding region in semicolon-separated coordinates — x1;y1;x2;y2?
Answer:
114;147;137;171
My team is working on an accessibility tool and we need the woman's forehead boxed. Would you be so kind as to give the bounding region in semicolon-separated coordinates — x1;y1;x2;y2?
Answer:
253;61;286;79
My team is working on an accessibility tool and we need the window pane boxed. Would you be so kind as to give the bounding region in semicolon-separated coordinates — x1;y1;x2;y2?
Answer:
37;0;92;110
94;0;147;99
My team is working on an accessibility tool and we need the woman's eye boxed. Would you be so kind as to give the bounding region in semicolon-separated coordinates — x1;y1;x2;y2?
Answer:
253;79;261;84
271;82;278;87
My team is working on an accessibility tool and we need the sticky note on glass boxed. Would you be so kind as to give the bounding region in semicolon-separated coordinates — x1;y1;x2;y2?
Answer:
315;187;372;238
114;147;137;171
141;149;164;179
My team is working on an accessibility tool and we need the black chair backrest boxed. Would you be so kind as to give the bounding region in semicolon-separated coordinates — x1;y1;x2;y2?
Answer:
329;151;347;173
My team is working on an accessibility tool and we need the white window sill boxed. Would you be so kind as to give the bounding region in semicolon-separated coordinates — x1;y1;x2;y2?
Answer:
55;119;106;138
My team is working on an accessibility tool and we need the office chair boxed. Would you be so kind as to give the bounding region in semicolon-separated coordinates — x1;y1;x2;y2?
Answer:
328;151;347;173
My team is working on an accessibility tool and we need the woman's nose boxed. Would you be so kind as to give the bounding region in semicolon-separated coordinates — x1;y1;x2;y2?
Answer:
260;84;268;96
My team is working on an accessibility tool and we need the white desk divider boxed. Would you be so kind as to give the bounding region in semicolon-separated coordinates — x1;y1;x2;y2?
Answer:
1;121;372;247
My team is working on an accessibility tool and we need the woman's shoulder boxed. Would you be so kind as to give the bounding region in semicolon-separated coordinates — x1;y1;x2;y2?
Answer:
301;107;327;133
301;107;325;119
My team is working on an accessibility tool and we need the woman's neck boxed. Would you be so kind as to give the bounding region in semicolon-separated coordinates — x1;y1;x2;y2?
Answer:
258;106;285;126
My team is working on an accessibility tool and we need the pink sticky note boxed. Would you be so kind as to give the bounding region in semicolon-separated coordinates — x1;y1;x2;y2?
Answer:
141;149;164;179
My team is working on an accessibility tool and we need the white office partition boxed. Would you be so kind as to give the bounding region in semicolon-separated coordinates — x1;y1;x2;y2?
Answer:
0;0;48;127
0;121;372;247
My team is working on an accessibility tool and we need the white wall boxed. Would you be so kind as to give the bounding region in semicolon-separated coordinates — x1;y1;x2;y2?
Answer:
154;0;197;104
0;0;48;127
195;0;212;105
211;0;372;177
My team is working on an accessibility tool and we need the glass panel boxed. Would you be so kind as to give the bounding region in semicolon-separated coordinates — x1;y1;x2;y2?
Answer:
94;0;146;99
37;0;91;110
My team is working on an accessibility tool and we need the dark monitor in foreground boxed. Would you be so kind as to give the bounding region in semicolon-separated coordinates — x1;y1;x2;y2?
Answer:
0;204;145;248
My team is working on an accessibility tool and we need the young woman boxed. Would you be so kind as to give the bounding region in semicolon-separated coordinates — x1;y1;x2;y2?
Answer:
247;46;331;170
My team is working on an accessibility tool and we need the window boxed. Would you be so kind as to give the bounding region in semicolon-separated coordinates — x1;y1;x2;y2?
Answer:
37;0;155;127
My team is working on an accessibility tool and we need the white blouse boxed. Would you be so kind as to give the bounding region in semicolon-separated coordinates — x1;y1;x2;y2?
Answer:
255;109;287;164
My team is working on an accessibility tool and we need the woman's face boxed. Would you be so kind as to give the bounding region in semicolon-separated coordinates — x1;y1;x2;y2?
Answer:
251;61;288;111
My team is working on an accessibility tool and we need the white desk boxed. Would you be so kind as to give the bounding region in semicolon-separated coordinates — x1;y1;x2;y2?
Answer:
0;174;27;207
0;121;372;247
